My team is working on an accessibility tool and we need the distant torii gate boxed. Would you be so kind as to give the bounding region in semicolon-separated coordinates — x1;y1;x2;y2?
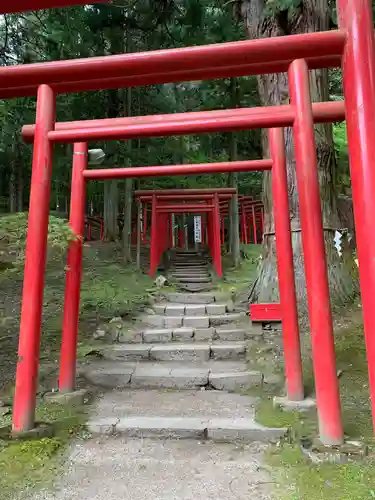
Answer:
134;188;237;277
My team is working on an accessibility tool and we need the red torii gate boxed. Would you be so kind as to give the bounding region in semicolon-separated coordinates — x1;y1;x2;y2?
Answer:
3;0;375;448
0;0;108;13
134;189;237;277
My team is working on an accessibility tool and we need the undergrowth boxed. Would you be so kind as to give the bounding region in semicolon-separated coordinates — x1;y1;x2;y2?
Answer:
256;308;375;500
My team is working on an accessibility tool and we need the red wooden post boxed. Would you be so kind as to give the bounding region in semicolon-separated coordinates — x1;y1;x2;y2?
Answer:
252;205;257;244
289;58;343;444
12;85;56;433
269;128;304;401
213;193;223;277
338;0;375;434
170;213;174;248
150;194;158;276
143;205;147;243
59;142;87;393
221;216;225;245
207;210;213;262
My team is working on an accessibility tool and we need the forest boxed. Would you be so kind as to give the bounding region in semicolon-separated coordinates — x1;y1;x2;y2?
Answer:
0;0;357;303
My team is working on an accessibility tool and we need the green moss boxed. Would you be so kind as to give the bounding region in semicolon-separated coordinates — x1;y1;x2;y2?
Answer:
257;308;375;500
0;401;87;499
269;445;375;500
217;244;261;294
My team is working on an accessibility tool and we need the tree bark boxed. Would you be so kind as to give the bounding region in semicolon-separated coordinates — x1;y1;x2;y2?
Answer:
8;143;17;213
104;180;118;241
238;0;356;308
122;85;133;263
228;78;241;266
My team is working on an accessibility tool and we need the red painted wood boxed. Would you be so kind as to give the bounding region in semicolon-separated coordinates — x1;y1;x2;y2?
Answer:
250;303;282;322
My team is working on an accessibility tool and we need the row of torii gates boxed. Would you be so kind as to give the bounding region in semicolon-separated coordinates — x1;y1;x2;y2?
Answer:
134;188;264;278
85;191;264;261
3;0;375;447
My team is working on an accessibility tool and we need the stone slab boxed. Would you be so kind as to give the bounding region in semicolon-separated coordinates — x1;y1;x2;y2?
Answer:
210;343;246;360
115;417;208;439
131;366;209;389
164;316;183;328
207;419;287;442
83;368;133;388
209;313;245;326
44;389;89;406
206;303;227;315
177;277;211;283
172;327;194;341
87;417;119;435
184;304;206;316
143;315;165;328
164;292;216;304
273;396;316;412
102;344;150;361
214;328;246;341
165;304;185;316
150;344;210;362
152;304;166;315
142;329;172;343
194;327;215;341
209;371;262;392
183;316;210;328
92;389;257;420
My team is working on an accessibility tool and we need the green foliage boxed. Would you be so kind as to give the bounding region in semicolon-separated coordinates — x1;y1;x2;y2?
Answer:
333;122;350;190
0;213;75;269
80;260;153;318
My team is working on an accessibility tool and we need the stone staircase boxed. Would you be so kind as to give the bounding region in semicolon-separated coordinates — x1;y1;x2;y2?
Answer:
168;249;212;292
82;254;286;443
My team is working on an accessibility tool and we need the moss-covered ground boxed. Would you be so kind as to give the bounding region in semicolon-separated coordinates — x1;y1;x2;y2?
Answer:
222;249;374;500
0;213;157;498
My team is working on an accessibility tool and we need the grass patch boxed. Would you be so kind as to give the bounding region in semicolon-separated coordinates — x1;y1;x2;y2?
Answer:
255;307;375;500
0;400;88;499
216;244;261;295
0;216;158;496
269;445;375;500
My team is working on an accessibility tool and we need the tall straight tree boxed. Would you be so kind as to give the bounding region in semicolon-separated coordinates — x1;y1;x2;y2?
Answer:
236;0;355;306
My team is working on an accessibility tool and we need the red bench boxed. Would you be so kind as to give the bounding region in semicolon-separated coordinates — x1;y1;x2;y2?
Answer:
250;303;282;323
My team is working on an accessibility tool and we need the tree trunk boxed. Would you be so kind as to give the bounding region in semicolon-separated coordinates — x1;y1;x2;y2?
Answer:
122;86;133;263
9;143;17;213
104;180;118;241
239;0;356;308
17;146;23;212
228;78;241;266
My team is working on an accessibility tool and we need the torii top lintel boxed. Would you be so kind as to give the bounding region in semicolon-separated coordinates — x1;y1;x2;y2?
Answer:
0;0;109;14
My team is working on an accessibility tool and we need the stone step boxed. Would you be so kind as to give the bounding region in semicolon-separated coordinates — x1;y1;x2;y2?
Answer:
100;342;247;362
170;271;210;276
178;283;213;292
88;416;286;443
170;266;208;270
82;360;262;392
153;303;229;316
87;390;285;442
143;312;245;329
173;261;207;266
127;326;262;344
175;277;211;284
163;292;217;303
